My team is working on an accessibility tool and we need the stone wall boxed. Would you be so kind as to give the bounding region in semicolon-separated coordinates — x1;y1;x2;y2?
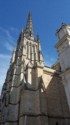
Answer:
0;97;1;125
43;68;70;125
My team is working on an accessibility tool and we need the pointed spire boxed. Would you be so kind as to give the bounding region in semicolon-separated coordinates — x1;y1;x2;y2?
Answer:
25;12;34;40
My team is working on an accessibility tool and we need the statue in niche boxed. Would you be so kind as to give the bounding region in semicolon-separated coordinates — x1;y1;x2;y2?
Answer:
23;61;30;90
38;76;45;92
23;61;27;84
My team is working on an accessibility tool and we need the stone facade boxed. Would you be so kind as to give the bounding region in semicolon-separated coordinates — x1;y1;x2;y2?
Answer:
0;96;1;125
55;23;70;110
0;13;70;125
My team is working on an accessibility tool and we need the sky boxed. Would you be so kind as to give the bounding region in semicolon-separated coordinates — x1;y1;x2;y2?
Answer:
0;0;70;92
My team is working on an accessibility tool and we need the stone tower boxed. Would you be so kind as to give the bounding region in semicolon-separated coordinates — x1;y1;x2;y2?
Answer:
1;14;70;125
55;23;70;110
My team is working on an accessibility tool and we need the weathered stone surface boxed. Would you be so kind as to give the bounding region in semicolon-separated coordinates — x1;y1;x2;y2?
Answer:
10;87;20;104
5;122;18;125
0;97;1;124
8;104;19;121
19;90;40;115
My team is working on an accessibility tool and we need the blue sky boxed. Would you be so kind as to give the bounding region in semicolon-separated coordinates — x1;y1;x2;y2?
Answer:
0;0;70;92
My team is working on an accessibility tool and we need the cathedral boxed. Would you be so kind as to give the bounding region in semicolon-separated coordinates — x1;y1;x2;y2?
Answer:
1;12;70;125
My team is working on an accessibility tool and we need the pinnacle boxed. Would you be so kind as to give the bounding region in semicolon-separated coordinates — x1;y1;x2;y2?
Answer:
25;12;34;40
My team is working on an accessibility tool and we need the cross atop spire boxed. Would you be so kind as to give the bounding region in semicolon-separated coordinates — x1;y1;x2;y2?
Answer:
25;12;34;40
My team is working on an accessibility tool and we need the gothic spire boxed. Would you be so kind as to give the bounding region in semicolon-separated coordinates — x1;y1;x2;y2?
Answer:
25;12;34;40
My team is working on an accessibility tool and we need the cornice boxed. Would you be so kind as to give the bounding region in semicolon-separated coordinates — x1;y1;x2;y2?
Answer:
55;34;70;49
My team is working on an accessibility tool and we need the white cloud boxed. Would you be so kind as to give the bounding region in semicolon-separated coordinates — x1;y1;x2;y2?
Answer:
4;42;14;52
0;27;19;93
44;55;57;67
0;27;18;52
0;54;11;94
0;54;11;59
9;27;18;32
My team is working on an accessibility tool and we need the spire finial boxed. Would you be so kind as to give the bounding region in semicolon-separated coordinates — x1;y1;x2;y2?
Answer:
25;12;34;40
36;33;40;42
28;11;32;19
